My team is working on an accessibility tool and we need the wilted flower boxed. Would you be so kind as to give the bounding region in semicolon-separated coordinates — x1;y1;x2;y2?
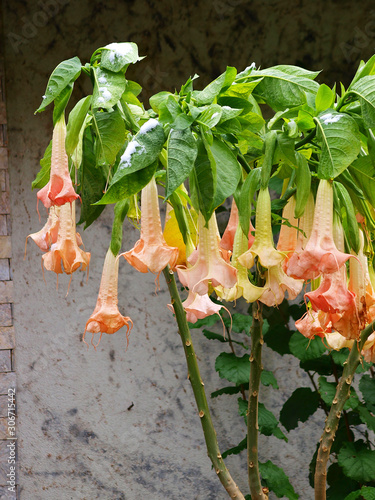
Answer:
295;309;332;339
84;248;132;348
37;116;79;209
121;177;179;274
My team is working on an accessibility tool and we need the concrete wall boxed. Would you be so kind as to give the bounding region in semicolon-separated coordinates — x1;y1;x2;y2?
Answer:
2;1;375;499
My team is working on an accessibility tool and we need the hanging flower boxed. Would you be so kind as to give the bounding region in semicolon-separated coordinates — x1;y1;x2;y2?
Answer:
177;212;237;295
26;205;60;252
260;264;303;307
276;195;298;263
238;187;285;270
216;223;264;303
37;116;79;209
295;309;332;339
220;199;255;253
286;180;351;280
177;290;224;324
84;248;133;348
42;201;90;275
121;177;178;274
325;331;354;351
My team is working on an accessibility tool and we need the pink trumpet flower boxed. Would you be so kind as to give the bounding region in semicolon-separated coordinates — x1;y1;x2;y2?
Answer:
276;195;298;263
238;187;285;270
84;249;133;349
177;212;237;295
295;309;332;339
37;116;79;209
216;223;264;303
42;201;90;275
179;290;224;324
260;264;303;307
220;199;255;253
286;180;351;280
121;177;179;274
26;205;60;252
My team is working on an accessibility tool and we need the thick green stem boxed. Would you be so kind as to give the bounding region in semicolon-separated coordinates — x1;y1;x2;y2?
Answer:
163;267;245;500
248;298;267;500
314;319;375;500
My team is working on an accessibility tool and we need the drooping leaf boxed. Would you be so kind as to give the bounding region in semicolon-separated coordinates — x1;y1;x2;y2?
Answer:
259;460;299;499
93;108;126;167
349;156;375;208
222;436;247;459
289;331;326;362
189;139;215;221
261;370;279;389
215;353;250;386
280;388;320;431
315;111;361;179
32;140;52;189
203;330;247;349
349;75;375;127
92;67;126;109
52;83;74;125
238;168;261;236
36;56;82;113
66;96;92;156
211;386;243;398
166;127;198;199
294;152;311;218
338;441;375;483
100;42;141;73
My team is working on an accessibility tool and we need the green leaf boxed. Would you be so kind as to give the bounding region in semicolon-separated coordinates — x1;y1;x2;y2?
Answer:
274;132;297;166
238;168;261;236
263;323;293;356
338;441;375;483
188;313;220;329
97;119;164;204
294;152;311;218
78;128;106;228
259;460;299;499
315;84;336;114
53;83;73;125
237;400;287;441
36;56;81;113
195;66;237;105
289;331;326;362
334;181;360;252
32;140;52;189
100;42;141;73
300;355;334;376
280;388;320;431
215;353;250;385
343;492;361;500
261;370;279;389
315;111;361;179
211;386;243;398
190;139;215;220
359;374;375;413
208;138;242;210
222;436;247;459
349;76;375;127
356;405;375;432
225;79;263;99
327;462;360;500
93;108;126;167
349;157;375;207
196;104;222;128
361;487;375;500
261;131;277;188
93;67;126;109
318;376;359;410
230;313;253;334
110;199;130;255
203;330;247;349
166;128;198;199
66;96;92;156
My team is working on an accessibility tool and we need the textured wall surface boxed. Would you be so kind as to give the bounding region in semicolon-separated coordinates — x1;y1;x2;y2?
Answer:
2;1;375;499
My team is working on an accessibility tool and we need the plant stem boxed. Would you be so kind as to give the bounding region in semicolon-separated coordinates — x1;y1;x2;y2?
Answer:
248;298;267;500
295;129;316;149
314;319;375;500
163;267;245;500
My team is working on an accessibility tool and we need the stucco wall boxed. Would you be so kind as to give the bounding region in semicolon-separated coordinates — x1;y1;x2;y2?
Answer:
2;1;375;499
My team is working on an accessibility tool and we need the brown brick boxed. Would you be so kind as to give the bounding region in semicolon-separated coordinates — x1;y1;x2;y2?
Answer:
0;217;6;236
0;171;8;192
0;239;10;259
0;306;11;327
0;374;15;396
0;149;7;170
0;193;9;215
0;328;15;351
0;353;11;373
0;283;12;304
0;262;9;282
0;440;17;485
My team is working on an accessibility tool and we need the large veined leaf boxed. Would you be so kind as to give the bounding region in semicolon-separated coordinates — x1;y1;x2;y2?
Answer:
36;56;82;113
190;140;216;221
315;111;361;179
166;127;198;199
100;42;142;73
215;353;250;385
66;96;92;156
97;119;164;204
349;156;375;207
259;461;299;500
93;108;126;167
196;104;222;128
250;68;319;111
92;67;126;109
348;75;375;127
280;388;320;431
194;66;237;105
338;442;375;483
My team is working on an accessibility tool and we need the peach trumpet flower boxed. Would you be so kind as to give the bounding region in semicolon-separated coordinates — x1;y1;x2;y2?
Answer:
295;309;332;339
177;212;237;295
276;195;298;263
215;223;264;303
220;199;255;253
37;115;79;209
177;290;225;324
121;177;178;274
238;187;285;270
26;205;60;252
286;180;351;280
84;248;133;348
42;201;90;275
260;264;303;307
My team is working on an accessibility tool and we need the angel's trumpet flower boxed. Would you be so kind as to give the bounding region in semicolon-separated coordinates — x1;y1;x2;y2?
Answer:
216;223;264;303
276;195;298;263
26;205;60;252
220;199;255;253
37;116;79;209
260;264;303;307
42;202;90;275
295;309;332;339
286;180;351;280
238;187;285;270
177;212;237;295
84;248;132;348
178;290;224;324
121;177;178;274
